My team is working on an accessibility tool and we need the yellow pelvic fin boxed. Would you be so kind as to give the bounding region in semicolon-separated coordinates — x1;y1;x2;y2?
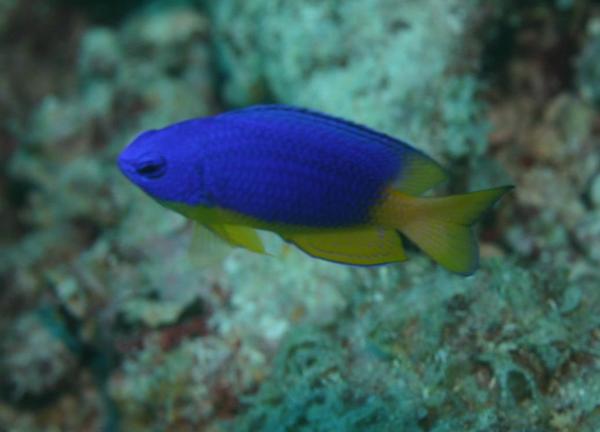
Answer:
392;150;449;195
286;227;407;266
375;186;513;275
208;224;266;254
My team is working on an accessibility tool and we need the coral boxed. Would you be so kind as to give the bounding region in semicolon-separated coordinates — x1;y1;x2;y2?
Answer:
232;260;600;431
488;6;600;268
574;212;600;264
3;0;216;281
0;2;224;430
0;311;79;402
109;337;231;431
216;248;351;344
578;17;600;107
234;327;424;432
0;0;15;33
210;0;490;162
591;173;600;209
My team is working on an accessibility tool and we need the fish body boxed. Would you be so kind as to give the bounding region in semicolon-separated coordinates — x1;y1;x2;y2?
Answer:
118;105;511;274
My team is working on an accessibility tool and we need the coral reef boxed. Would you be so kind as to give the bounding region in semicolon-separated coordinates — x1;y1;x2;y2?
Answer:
1;311;79;403
232;259;600;431
578;17;600;108
1;0;600;431
211;0;489;164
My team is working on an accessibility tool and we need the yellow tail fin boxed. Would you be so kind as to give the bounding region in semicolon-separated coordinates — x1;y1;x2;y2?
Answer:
375;186;513;275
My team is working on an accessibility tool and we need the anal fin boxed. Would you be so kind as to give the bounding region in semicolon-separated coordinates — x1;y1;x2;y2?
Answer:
287;227;407;266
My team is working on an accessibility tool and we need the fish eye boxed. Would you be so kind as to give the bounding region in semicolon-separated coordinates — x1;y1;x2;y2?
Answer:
136;156;166;179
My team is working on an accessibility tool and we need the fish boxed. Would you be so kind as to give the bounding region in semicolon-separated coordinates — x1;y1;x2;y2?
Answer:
118;104;512;275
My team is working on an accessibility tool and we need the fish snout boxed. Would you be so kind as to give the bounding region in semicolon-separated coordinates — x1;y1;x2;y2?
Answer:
117;153;136;177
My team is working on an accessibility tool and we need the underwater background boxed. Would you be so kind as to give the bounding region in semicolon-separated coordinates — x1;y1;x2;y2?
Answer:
1;0;600;431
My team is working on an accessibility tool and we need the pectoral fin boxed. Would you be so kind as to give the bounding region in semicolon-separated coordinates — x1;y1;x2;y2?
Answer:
287;227;407;265
188;223;232;268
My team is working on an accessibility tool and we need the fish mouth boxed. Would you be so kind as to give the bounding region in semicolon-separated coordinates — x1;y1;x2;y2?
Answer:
117;153;136;178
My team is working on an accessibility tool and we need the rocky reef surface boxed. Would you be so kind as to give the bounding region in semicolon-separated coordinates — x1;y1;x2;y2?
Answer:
1;1;599;431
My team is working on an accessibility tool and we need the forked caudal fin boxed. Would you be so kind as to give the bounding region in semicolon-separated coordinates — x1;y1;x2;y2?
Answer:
375;186;513;275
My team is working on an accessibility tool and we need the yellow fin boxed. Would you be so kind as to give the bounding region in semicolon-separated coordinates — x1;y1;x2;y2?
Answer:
188;223;232;268
209;224;266;254
256;229;287;256
376;186;513;274
287;227;407;265
392;150;448;195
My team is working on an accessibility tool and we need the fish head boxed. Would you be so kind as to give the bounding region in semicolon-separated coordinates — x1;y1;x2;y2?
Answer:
118;121;211;206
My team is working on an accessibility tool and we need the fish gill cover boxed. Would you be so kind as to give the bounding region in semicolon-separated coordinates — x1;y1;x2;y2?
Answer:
0;0;599;431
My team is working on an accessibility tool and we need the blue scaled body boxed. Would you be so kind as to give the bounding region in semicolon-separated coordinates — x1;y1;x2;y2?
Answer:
119;105;423;227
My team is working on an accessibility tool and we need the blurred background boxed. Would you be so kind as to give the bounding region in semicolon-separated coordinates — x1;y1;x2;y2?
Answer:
1;0;600;430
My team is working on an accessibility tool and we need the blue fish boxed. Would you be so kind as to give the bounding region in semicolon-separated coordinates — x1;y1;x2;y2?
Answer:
118;105;511;274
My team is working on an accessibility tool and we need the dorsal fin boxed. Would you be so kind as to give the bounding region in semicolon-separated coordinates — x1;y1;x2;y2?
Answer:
222;104;448;195
391;149;448;195
222;104;408;152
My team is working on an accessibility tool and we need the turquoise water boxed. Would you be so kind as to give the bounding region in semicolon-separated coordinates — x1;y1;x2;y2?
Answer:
1;1;599;431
